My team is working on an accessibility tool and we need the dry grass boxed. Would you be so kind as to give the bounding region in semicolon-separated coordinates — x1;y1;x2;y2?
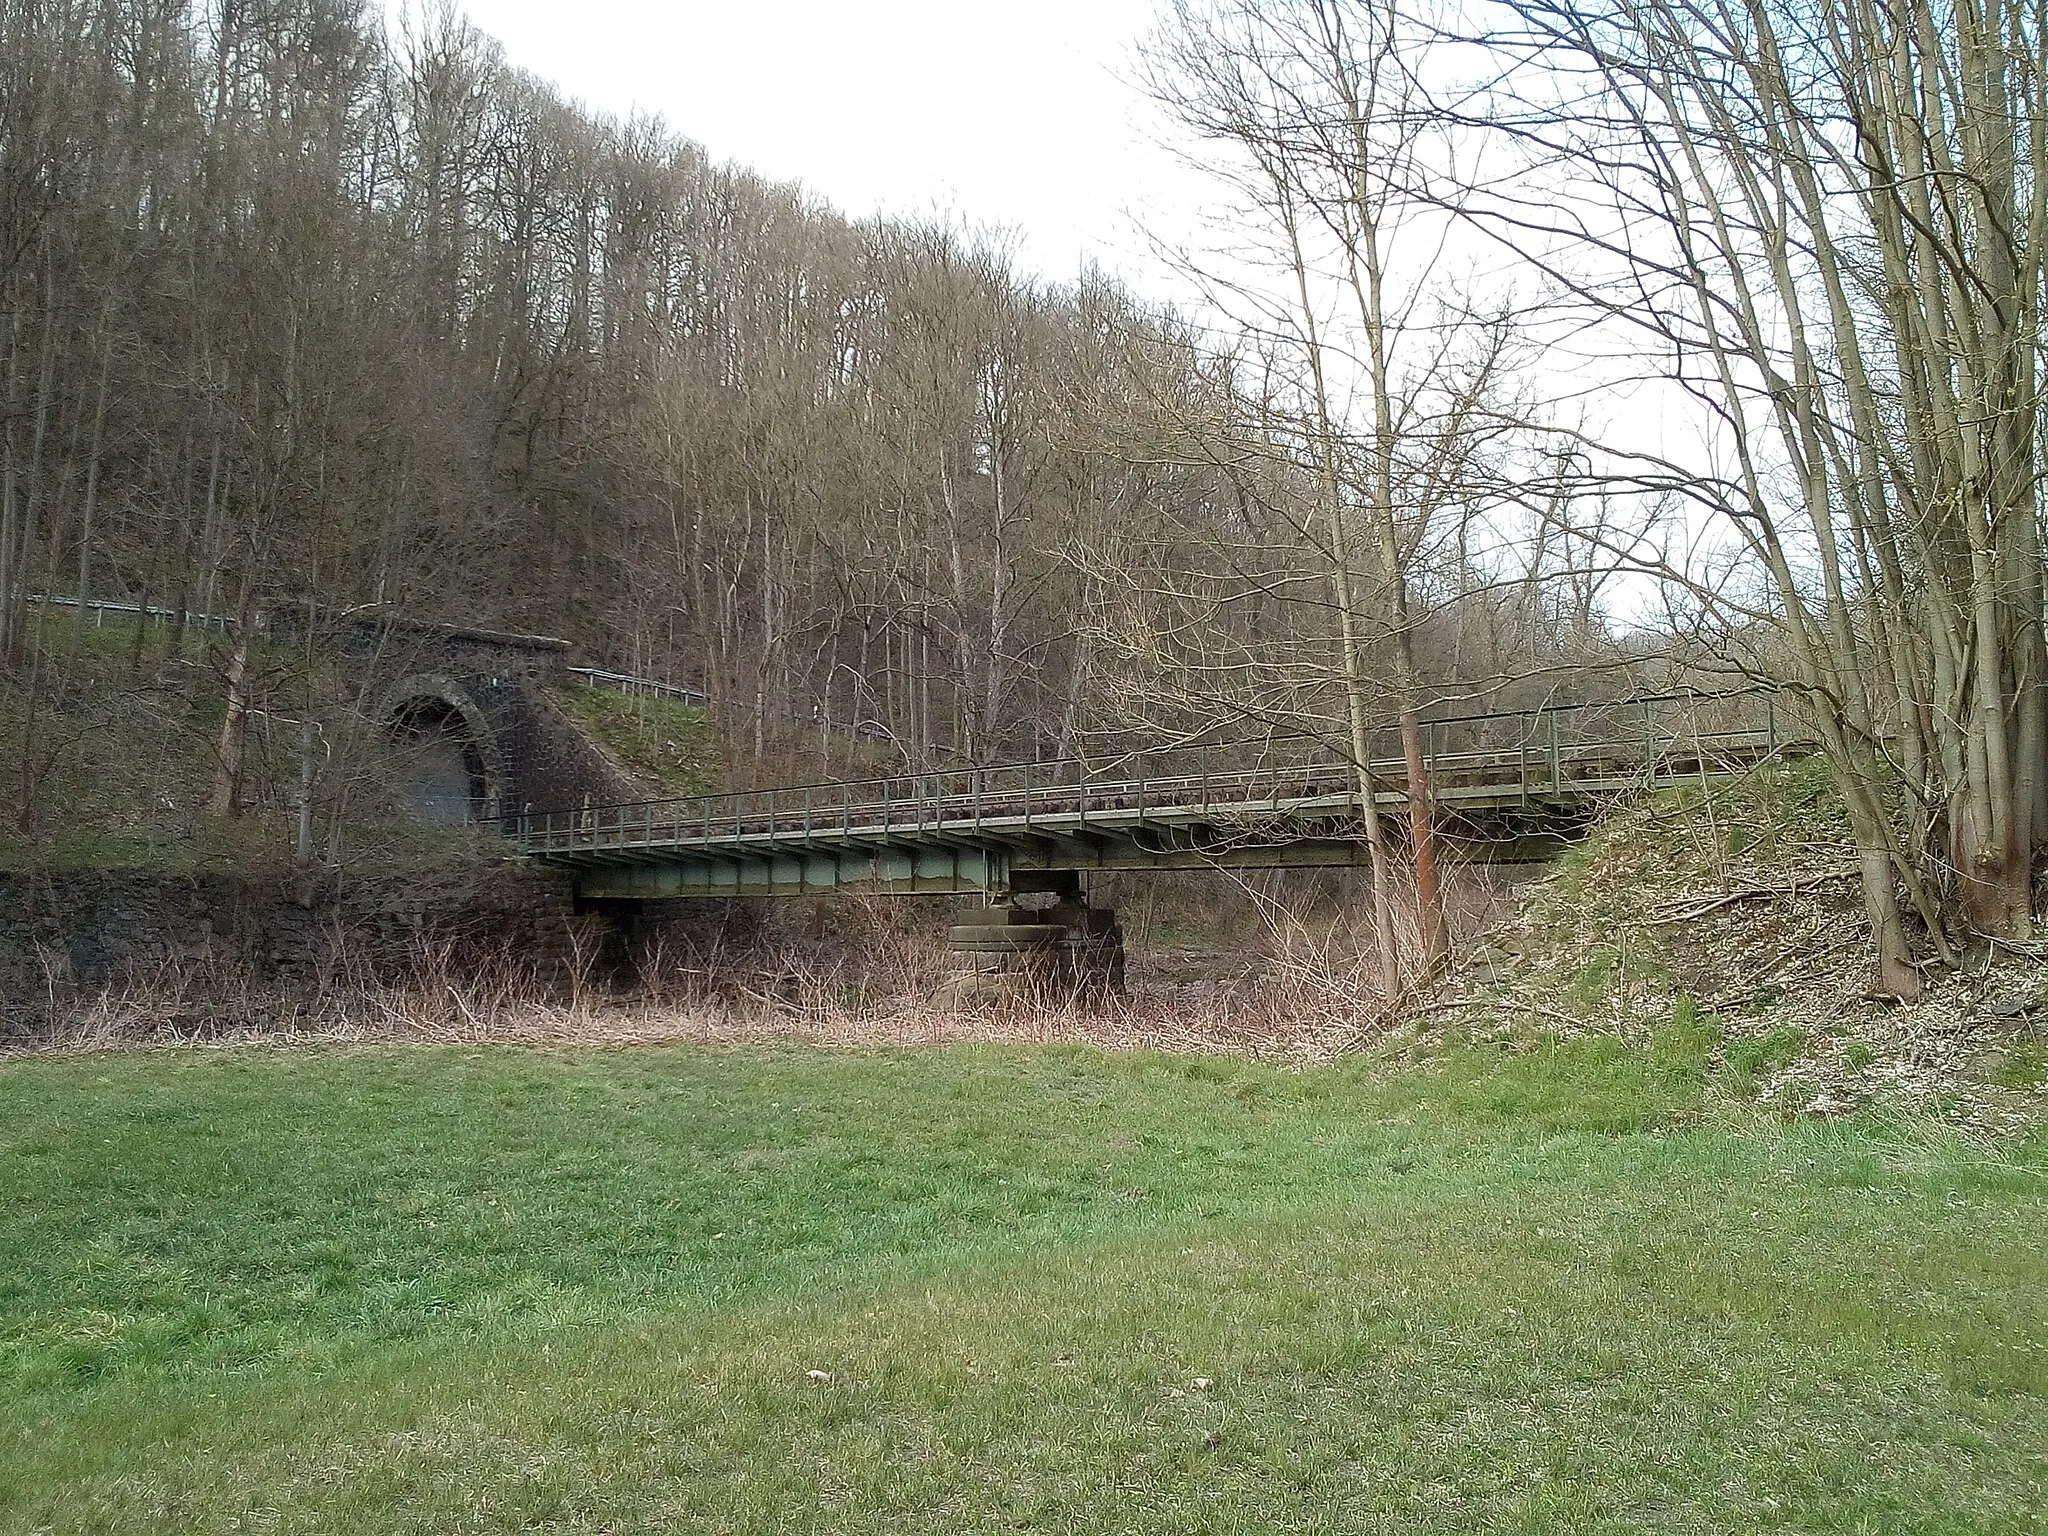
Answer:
9;849;1536;1067
15;942;1382;1062
12;884;1447;1061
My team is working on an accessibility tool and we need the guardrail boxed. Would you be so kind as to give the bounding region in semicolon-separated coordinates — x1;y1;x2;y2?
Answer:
26;593;235;630
565;666;709;706
504;691;1793;860
565;666;899;740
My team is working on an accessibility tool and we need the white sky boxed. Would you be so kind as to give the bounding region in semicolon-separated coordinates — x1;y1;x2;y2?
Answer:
447;0;1203;295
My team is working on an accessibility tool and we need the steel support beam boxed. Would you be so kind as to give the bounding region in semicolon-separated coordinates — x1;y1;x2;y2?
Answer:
570;845;1010;900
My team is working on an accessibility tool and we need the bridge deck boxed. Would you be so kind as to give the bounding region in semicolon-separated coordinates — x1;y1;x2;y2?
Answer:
507;714;1784;900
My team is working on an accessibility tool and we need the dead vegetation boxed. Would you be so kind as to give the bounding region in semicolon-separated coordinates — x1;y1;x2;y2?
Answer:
11;874;1442;1062
1440;757;2048;1130
13;769;2048;1139
14;920;1369;1062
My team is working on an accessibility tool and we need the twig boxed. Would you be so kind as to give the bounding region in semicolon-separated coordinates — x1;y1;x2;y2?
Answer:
1649;868;1859;924
1706;927;1868;1010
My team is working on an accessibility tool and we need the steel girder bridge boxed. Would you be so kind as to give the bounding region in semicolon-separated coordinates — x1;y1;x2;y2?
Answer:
503;694;1788;904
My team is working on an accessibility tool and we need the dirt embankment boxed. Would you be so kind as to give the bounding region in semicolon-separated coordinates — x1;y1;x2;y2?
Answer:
1437;759;2048;1131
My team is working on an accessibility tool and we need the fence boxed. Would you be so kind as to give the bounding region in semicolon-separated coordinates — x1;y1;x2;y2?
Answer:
564;666;708;706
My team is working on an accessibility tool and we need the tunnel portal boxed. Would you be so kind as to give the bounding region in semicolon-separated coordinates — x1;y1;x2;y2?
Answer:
380;678;504;826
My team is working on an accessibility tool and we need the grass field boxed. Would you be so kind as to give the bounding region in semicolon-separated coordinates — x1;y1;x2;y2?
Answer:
1;1032;2042;1533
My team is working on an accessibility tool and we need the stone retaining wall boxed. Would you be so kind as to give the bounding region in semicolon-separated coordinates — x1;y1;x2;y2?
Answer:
0;862;605;1039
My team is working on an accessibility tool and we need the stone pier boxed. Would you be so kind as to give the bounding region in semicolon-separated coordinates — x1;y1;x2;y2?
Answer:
945;873;1124;1002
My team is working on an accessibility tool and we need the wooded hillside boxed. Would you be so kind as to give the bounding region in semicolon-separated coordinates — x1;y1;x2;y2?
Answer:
0;0;1616;794
15;0;2048;1000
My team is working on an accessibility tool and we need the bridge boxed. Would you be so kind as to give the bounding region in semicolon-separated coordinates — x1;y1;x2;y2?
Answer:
502;693;1786;990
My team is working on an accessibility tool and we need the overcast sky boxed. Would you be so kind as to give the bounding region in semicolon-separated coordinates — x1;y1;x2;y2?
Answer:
443;0;1202;294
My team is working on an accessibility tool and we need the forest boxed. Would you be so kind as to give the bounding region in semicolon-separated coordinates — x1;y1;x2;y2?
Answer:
5;0;2048;1001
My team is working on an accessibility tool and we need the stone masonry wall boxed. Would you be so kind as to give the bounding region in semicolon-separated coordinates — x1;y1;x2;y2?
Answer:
0;862;610;1040
487;683;643;816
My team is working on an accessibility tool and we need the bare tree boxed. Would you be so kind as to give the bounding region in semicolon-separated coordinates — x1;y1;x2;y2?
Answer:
1442;0;2048;994
1138;0;1551;972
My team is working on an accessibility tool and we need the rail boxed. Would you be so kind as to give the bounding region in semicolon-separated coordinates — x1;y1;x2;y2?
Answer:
503;691;1792;860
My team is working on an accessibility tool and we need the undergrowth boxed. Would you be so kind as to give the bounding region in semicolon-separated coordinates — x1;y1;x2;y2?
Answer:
1454;756;2048;1129
0;612;477;876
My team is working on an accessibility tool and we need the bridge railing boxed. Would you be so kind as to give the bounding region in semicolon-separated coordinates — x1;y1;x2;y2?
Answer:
565;666;709;706
502;689;1791;858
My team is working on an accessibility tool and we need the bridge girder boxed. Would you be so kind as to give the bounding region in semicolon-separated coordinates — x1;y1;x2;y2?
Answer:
556;814;1579;902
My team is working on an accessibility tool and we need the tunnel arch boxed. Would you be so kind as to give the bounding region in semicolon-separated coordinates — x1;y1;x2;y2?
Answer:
377;675;506;826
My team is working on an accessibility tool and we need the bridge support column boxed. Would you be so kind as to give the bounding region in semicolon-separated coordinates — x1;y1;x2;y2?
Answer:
946;874;1124;1004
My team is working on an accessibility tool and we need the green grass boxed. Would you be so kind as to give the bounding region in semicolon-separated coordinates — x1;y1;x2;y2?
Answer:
0;1039;2042;1533
1995;1038;2048;1092
1722;1025;1809;1099
550;684;722;797
0;612;476;874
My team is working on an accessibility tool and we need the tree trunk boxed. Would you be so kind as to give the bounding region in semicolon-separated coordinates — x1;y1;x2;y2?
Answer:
6;258;56;665
67;333;112;655
1859;843;1921;1002
209;562;258;817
